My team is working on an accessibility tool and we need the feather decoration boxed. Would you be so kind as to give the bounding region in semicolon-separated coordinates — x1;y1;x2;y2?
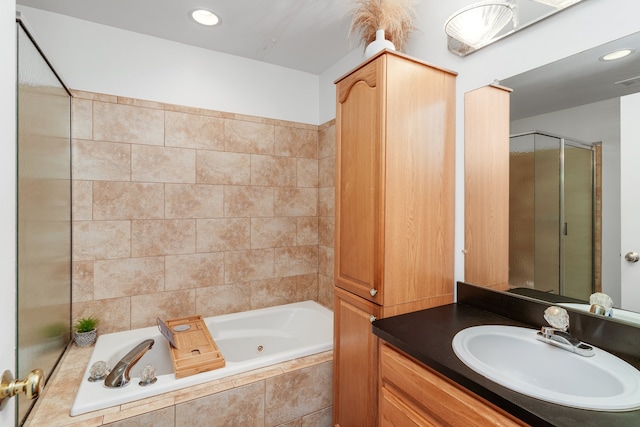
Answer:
349;0;417;52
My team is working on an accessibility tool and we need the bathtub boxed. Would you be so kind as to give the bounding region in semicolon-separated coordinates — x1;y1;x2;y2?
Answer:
70;300;333;416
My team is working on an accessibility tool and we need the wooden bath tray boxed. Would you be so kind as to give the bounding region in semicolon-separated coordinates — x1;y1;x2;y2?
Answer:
164;315;225;378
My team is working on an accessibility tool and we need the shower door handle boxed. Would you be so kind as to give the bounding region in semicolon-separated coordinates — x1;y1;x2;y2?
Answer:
0;369;44;408
625;252;640;263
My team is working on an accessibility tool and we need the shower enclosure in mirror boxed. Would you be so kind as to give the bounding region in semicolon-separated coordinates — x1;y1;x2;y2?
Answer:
17;20;71;424
509;131;598;301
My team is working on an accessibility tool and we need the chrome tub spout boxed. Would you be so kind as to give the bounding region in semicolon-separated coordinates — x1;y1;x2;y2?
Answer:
104;339;155;388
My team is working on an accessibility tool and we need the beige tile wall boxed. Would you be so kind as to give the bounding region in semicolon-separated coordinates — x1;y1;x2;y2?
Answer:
71;91;335;333
318;122;335;307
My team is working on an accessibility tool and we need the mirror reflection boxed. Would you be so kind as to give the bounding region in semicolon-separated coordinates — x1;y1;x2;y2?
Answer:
500;31;640;323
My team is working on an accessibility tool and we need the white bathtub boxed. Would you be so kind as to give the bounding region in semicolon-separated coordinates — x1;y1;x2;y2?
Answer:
70;300;333;416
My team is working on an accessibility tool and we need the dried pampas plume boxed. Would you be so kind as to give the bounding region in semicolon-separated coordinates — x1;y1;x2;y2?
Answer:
349;0;417;52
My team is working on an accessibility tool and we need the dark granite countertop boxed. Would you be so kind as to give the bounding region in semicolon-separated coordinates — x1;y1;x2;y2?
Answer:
372;282;640;427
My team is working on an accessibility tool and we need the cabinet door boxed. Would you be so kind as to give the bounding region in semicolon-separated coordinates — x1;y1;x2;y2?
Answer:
335;56;384;303
333;287;382;427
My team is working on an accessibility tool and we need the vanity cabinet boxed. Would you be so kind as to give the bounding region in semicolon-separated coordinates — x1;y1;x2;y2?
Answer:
333;51;456;426
379;342;527;427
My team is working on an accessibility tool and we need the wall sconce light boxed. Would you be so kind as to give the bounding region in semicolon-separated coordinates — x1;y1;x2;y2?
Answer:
445;1;515;53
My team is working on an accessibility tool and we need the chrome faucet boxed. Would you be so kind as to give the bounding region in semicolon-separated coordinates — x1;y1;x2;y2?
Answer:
104;339;155;388
536;305;595;357
536;326;595;357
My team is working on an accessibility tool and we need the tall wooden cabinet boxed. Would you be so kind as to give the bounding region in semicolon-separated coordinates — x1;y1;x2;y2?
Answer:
333;51;457;426
464;84;512;290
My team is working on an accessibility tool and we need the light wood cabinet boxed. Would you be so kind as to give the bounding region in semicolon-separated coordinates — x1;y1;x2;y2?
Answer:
464;84;512;290
333;287;381;427
333;51;456;426
379;342;528;427
335;50;456;308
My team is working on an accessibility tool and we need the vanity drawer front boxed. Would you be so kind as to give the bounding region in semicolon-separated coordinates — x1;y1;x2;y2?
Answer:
380;343;527;427
380;386;437;427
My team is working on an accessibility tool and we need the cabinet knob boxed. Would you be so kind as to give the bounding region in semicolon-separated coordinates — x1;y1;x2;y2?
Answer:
369;288;378;296
369;315;377;323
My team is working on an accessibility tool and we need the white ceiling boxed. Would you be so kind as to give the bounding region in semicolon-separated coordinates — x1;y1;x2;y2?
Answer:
15;0;640;118
16;0;355;75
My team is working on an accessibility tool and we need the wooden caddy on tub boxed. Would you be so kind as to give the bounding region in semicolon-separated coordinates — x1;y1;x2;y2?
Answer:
163;314;225;378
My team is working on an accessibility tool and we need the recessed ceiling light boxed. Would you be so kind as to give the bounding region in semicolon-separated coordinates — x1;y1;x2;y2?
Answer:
599;48;635;62
191;9;220;26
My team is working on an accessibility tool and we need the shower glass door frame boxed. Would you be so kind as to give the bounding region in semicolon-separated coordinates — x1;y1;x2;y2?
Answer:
509;130;596;300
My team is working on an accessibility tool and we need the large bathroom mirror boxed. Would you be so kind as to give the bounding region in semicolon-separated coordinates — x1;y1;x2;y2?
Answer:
499;31;640;324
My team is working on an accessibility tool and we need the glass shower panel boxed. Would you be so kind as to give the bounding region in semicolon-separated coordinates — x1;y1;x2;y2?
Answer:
509;131;595;300
563;144;594;301
509;133;535;288
533;134;561;294
17;24;71;424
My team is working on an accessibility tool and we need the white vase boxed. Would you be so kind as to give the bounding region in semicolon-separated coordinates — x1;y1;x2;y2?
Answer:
365;29;396;58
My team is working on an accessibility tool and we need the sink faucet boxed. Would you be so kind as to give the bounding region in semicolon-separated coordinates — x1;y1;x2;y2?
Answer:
536;326;595;357
536;306;594;357
104;339;155;388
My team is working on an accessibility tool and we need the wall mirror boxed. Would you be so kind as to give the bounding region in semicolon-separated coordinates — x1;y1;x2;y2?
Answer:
446;0;586;56
499;31;640;325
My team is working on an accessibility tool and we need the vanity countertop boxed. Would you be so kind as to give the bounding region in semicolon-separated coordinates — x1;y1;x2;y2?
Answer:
372;283;640;427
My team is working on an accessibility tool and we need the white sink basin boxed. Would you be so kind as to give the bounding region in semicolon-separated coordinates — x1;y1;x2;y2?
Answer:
452;325;640;411
558;302;640;325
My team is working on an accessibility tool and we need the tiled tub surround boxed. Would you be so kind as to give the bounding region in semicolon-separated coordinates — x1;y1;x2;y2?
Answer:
70;90;336;333
25;345;333;427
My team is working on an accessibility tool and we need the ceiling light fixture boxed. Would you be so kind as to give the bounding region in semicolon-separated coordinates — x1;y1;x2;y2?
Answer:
532;0;581;9
191;9;220;26
599;48;635;62
444;1;514;50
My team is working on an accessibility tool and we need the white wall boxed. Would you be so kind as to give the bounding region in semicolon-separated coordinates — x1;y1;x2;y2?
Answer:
16;6;320;125
318;48;362;123
511;99;621;302
0;1;17;425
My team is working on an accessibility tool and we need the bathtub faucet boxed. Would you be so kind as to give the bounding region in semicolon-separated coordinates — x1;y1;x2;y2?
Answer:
104;339;155;388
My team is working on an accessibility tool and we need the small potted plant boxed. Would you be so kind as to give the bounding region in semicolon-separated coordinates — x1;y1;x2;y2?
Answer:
73;316;99;347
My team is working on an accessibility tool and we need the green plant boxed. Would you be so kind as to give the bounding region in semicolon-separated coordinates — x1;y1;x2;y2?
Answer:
73;316;99;333
41;322;68;338
349;0;417;51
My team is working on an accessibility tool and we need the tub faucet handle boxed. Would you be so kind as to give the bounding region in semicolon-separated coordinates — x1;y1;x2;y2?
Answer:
139;364;157;386
88;361;109;382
